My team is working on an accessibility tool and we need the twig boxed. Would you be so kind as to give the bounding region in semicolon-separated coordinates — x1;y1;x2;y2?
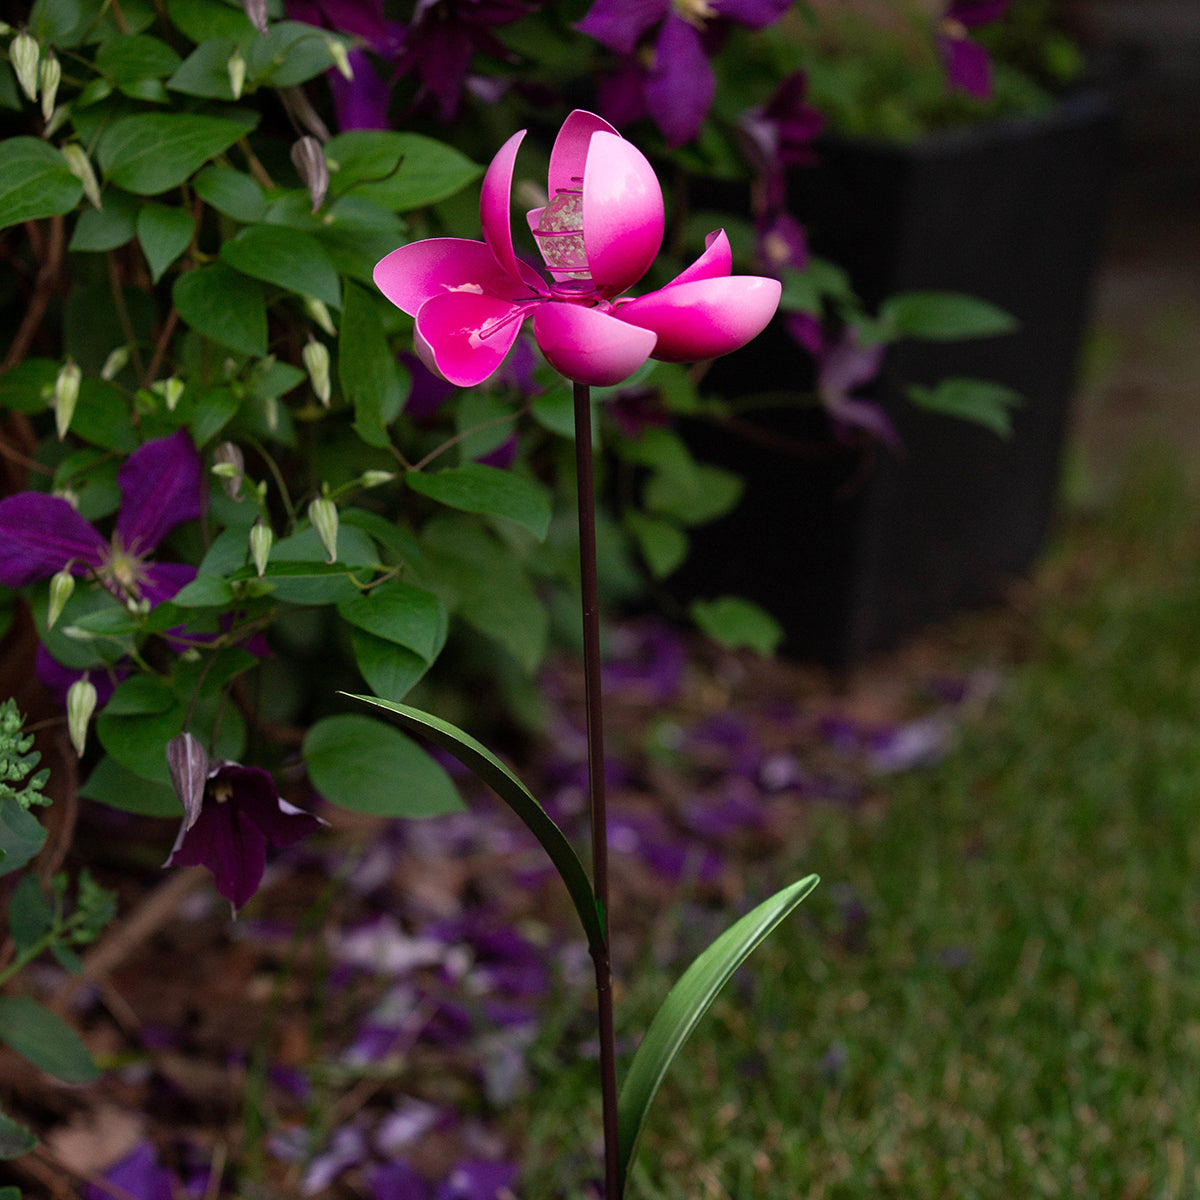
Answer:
3;216;65;370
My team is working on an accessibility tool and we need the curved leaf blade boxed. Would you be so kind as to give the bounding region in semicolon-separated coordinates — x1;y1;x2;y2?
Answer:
344;693;605;953
616;873;819;1195
0;139;83;231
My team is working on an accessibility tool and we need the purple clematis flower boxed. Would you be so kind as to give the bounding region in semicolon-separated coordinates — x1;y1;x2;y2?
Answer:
814;327;901;449
938;0;1011;100
374;110;781;388
0;429;202;608
164;733;325;910
577;0;792;145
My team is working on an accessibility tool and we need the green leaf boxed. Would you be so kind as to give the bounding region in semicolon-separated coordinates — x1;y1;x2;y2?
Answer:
350;631;432;703
626;512;688;579
167;37;240;100
166;0;255;41
906;377;1023;437
72;379;139;452
407;465;551;541
345;694;605;952
338;281;405;447
0;794;46;879
78;755;181;817
193;164;267;222
0;1106;37;1161
644;461;743;528
97;111;258;195
302;714;464;818
220;224;341;307
616;875;819;1194
0;996;100;1083
68;188;140;252
689;596;783;656
136;202;194;283
173;263;267;356
246;22;342;88
879;291;1018;342
324;131;481;212
337;581;446;661
95;33;182;83
0;139;83;231
7;875;54;955
96;676;185;784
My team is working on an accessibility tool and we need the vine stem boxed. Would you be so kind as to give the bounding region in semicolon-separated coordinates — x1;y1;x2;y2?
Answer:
573;380;621;1200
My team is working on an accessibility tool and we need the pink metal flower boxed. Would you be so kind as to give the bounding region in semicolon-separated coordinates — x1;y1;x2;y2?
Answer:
373;110;782;388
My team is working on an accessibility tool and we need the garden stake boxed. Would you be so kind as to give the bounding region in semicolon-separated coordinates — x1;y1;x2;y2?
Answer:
573;379;621;1200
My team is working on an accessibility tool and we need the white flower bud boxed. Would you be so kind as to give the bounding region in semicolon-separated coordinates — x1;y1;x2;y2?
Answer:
48;568;75;630
152;376;185;411
43;103;68;138
10;31;38;101
100;346;130;381
166;731;210;833
227;47;246;100
302;338;331;407
243;0;269;34
211;441;245;500
325;38;353;81
67;677;97;757
303;296;336;336
360;470;396;488
61;144;102;210
308;496;338;563
39;51;59;121
249;521;273;577
53;361;81;440
290;136;328;213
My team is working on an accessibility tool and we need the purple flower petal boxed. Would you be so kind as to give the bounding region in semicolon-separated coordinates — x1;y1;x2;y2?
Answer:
717;0;791;29
331;50;391;130
115;430;204;558
167;798;268;910
372;1163;433;1200
139;561;197;608
0;492;106;587
575;0;666;54
434;1160;517;1200
644;16;714;146
83;1142;176;1200
946;0;1010;28
939;33;993;99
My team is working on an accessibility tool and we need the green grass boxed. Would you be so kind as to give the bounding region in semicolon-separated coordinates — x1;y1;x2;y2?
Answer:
520;458;1200;1199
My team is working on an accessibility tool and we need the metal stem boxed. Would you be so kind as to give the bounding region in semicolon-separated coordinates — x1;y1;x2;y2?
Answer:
573;380;621;1200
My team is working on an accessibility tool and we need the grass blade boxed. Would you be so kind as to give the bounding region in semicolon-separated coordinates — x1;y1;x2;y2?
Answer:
617;874;819;1194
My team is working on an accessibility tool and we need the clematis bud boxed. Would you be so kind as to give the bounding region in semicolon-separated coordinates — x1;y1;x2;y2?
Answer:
100;347;130;380
308;496;338;563
249;520;272;577
242;0;269;33
39;51;59;121
48;568;74;630
53;361;81;440
302;338;331;407
303;296;336;336
325;37;353;81
152;376;185;411
165;731;210;833
290;136;328;213
360;470;396;488
10;31;38;101
61;144;102;209
227;47;246;99
43;104;68;138
212;441;245;500
67;677;97;757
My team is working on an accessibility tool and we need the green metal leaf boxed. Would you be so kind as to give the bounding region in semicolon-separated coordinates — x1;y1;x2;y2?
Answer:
0;139;83;231
0;996;99;1083
616;874;819;1194
345;694;605;954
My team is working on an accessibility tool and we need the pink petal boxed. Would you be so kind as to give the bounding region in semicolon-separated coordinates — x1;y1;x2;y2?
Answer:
532;302;657;386
616;275;782;363
582;130;664;296
547;110;619;202
480;129;527;285
374;238;526;316
661;229;732;288
415;290;528;387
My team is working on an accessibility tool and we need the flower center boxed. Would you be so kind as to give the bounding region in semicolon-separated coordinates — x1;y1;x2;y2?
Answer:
100;532;151;603
212;782;233;804
533;184;590;282
671;0;717;29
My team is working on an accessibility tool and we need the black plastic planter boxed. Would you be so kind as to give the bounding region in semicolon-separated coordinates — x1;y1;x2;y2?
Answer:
669;91;1117;665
